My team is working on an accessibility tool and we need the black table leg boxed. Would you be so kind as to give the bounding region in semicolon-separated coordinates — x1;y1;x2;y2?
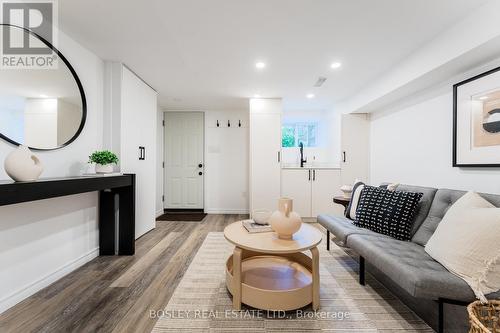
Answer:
99;190;116;255
117;174;135;255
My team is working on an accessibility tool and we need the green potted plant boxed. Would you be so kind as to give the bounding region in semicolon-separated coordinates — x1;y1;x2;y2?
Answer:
88;150;119;174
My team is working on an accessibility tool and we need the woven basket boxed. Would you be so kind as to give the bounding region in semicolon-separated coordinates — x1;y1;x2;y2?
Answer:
468;300;500;333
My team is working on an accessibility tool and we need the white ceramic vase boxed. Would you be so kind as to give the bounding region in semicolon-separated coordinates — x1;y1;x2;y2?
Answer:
95;163;113;174
269;197;302;240
4;145;43;182
340;184;353;198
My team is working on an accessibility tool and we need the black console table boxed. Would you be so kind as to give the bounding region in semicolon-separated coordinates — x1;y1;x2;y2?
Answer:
0;174;135;256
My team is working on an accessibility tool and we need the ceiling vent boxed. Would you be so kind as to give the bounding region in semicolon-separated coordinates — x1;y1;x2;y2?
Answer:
313;76;327;87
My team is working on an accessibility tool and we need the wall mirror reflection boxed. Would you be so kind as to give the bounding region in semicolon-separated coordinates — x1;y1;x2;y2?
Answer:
0;24;86;150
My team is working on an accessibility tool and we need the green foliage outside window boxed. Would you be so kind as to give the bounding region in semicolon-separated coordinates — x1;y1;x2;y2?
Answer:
282;126;295;147
281;123;318;147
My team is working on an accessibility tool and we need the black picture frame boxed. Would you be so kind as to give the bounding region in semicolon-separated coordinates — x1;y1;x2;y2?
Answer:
0;23;87;151
453;65;500;167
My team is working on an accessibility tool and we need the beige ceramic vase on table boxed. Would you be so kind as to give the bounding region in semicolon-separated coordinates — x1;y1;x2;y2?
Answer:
4;145;44;182
269;197;302;239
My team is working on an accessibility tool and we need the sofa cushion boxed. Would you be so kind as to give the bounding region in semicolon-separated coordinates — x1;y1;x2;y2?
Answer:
317;214;377;245
354;186;423;241
425;191;500;302
347;233;490;301
394;184;437;237
412;189;500;246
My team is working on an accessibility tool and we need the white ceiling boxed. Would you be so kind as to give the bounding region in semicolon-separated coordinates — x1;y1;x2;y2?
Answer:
59;0;489;111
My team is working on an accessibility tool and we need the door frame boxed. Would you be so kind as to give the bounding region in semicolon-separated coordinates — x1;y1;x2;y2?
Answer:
163;111;205;211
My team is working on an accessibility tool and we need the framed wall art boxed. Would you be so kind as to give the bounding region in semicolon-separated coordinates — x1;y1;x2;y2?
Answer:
453;66;500;167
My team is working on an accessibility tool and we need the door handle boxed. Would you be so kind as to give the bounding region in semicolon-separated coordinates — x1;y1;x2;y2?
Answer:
342;151;346;163
277;151;281;163
313;169;316;181
139;146;145;160
308;169;311;181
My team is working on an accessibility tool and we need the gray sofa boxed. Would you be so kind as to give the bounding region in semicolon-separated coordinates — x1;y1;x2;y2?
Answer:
318;184;500;333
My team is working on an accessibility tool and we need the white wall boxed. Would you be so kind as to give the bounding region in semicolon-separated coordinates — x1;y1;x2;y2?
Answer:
370;90;500;194
0;31;104;313
204;110;249;214
156;108;164;216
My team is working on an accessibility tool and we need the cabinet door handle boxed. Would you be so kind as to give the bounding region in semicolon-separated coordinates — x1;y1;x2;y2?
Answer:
139;146;145;160
343;151;346;163
313;169;316;181
308;169;311;181
277;151;281;163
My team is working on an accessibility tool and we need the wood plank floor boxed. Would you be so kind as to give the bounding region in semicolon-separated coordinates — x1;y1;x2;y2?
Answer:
0;214;249;333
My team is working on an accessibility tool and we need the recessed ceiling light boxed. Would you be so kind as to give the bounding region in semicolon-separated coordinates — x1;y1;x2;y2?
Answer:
255;62;266;69
479;96;489;100
39;94;48;98
253;94;261;98
330;62;342;69
306;93;315;99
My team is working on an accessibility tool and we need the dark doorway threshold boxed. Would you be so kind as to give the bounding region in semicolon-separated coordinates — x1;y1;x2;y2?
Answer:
157;209;207;222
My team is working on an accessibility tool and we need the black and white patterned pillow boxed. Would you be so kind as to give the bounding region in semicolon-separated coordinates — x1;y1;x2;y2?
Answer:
354;186;423;241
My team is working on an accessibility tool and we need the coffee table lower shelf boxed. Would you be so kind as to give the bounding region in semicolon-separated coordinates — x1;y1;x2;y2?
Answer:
226;253;314;311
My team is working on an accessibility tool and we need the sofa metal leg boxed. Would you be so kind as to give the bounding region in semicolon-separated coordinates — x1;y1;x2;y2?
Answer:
359;256;365;286
438;298;444;333
326;230;330;251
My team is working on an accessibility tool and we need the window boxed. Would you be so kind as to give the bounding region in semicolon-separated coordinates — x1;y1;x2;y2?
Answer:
282;122;318;147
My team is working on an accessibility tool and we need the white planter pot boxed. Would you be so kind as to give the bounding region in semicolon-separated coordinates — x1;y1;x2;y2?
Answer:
4;145;44;182
95;164;113;174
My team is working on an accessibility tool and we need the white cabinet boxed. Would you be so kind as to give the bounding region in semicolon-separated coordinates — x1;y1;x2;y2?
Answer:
104;63;157;239
281;168;343;218
312;169;343;216
341;114;369;185
249;99;282;213
281;169;311;217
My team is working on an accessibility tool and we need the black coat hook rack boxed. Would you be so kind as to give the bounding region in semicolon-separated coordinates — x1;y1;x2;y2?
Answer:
238;120;242;127
228;120;231;127
216;120;219;127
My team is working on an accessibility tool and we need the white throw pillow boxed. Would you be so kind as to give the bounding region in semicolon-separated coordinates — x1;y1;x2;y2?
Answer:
425;191;500;302
387;182;400;191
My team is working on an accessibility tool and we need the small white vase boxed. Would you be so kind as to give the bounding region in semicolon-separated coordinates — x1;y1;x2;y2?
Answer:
269;197;302;240
95;164;114;174
4;145;43;182
340;184;353;198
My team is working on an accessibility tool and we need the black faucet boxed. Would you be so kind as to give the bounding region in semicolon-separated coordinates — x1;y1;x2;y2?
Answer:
299;142;307;167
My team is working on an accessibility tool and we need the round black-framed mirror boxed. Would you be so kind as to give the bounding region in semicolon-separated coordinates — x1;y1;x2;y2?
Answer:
0;23;87;151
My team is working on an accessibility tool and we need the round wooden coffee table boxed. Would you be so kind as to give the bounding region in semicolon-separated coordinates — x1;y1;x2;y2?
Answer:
224;222;322;311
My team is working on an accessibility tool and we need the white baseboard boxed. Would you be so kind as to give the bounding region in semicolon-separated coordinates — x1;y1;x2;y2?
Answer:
0;248;99;315
205;208;249;214
156;209;164;218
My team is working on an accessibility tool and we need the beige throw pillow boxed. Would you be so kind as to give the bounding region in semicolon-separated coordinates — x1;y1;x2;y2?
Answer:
425;191;500;302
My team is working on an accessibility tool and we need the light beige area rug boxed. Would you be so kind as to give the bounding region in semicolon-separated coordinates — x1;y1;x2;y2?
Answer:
151;232;432;332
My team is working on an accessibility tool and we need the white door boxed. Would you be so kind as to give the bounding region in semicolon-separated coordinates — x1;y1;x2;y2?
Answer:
312;169;343;217
341;114;370;185
250;112;282;213
281;169;312;217
164;112;204;209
